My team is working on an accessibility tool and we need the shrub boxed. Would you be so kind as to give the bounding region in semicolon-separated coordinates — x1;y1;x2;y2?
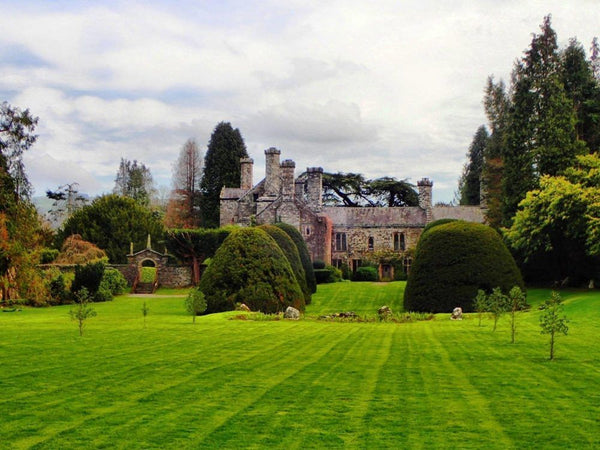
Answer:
199;228;305;314
275;222;317;294
404;221;524;313
353;266;379;282
48;272;68;305
314;265;342;284
40;248;59;264
185;287;207;323
259;224;311;304
313;260;326;270
99;268;128;296
71;261;106;301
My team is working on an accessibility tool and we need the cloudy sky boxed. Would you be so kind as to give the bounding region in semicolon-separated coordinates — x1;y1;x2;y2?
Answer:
1;0;599;203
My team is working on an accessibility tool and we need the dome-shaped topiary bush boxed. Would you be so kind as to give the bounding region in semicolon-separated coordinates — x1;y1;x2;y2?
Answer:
421;218;457;235
258;224;311;305
404;221;524;313
199;227;305;314
275;222;317;296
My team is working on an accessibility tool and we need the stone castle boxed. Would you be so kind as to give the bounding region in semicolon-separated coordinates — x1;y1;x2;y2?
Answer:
220;148;484;278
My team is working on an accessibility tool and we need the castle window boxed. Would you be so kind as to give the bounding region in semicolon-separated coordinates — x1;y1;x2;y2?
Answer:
403;256;412;274
305;226;311;236
368;236;374;251
394;232;406;251
335;232;347;251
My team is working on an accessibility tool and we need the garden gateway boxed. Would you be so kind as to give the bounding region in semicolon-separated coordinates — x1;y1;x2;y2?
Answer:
220;148;485;279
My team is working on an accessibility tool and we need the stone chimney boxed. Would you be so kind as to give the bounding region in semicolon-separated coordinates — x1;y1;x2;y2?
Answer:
280;159;295;199
240;157;254;190
295;180;305;200
264;147;281;196
417;178;433;222
306;167;323;210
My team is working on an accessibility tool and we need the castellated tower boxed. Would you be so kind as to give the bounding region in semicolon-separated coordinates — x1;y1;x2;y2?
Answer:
240;157;254;190
264;148;281;196
417;178;433;222
306;167;323;210
280;159;296;199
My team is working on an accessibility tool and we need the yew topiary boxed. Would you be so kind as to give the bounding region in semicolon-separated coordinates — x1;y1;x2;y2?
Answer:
199;227;305;314
258;224;311;305
275;222;317;295
404;221;524;313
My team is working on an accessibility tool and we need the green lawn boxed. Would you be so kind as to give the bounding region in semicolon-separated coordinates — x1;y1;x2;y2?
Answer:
0;282;599;448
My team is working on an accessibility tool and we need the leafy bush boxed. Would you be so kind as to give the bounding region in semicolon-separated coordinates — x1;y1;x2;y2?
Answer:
40;248;59;264
314;265;342;284
48;272;68;305
313;260;326;270
71;262;106;301
199;228;305;314
404;221;524;313
353;266;379;282
259;224;311;304
99;268;128;296
275;222;317;294
185;287;207;323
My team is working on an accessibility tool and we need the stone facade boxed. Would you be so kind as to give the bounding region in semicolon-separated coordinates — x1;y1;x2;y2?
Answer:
220;148;485;275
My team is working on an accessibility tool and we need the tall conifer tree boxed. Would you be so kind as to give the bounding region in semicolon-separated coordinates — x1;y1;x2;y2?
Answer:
200;122;248;228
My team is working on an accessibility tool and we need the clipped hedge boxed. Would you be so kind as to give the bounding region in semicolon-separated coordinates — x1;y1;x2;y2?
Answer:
259;224;311;305
404;221;524;313
314;265;342;284
275;222;317;294
199;228;305;314
353;266;379;282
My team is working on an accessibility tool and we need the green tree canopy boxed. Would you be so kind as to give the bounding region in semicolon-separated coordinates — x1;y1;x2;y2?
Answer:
458;125;488;205
57;194;164;263
322;172;418;207
200;122;248;227
113;158;156;207
505;153;600;284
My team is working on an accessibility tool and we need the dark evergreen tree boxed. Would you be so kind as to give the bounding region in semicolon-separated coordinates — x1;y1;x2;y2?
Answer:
481;77;509;228
561;39;600;152
458;125;488;205
200;122;248;228
502;16;582;224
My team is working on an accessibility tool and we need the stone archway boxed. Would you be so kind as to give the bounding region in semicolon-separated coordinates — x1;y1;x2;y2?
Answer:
127;248;169;294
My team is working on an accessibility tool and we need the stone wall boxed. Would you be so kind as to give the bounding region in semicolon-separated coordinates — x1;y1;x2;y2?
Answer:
158;266;193;288
111;264;137;285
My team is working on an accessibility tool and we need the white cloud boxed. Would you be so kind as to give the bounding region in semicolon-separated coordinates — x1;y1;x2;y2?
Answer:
2;0;599;202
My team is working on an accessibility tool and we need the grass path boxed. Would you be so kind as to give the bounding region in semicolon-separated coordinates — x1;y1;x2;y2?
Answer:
0;283;599;448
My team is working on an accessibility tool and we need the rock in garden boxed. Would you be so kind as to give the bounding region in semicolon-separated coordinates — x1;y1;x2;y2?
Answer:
378;305;392;319
451;307;463;320
239;303;251;312
284;306;300;320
